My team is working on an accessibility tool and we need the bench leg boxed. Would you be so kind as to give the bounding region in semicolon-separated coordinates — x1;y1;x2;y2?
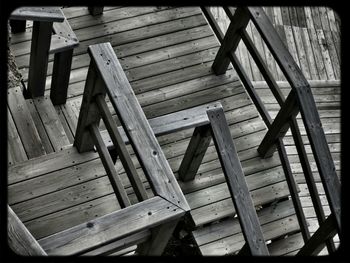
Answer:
178;125;211;182
9;20;26;33
50;49;73;105
88;7;104;16
27;21;53;98
135;219;179;256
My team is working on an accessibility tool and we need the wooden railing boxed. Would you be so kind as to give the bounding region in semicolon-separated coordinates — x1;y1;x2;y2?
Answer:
201;6;341;255
9;7;79;105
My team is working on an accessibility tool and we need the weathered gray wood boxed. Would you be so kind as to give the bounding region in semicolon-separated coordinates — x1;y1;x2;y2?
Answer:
88;42;190;212
74;62;105;152
136;218;180;255
95;94;148;202
178;125;211;182
50;49;73;105
257;91;299;158
10;7;65;22
212;7;250;75
297;213;337;255
38;196;184;255
7;206;47;256
88;7;104;16
207;107;269;256
7;87;46;158
82;230;151;255
27;21;53;98
89;123;131;208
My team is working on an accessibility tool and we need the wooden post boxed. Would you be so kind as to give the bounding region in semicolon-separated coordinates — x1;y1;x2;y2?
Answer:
74;62;105;152
95;94;148;202
212;7;250;75
136;219;180;256
9;20;26;33
88;7;104;16
27;21;53;98
297;214;337;255
178;124;211;182
50;49;73;105
8;206;47;255
207;107;269;256
257;91;299;158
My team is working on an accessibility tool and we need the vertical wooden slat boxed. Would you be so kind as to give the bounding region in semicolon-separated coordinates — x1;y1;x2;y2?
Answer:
89;123;131;208
95;94;148;202
178;124;211;182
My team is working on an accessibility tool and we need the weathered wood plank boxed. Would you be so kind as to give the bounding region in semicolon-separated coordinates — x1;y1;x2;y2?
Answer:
95;95;148;202
8;206;47;256
33;96;70;151
7;87;46;158
178;125;212;182
38;196;184;255
207;107;269;255
308;27;328;80
10;7;65;22
316;29;335;80
300;27;319;80
292;26;311;79
88;43;190;211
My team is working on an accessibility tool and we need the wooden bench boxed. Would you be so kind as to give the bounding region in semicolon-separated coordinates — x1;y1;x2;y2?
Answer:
9;7;79;105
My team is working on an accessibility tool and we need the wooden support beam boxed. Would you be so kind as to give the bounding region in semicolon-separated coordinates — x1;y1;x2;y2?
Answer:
136;218;180;256
88;7;104;16
88;43;190;212
178;124;211;182
89;123;131;208
74;62;105;152
257;91;299;158
50;49;73;105
26;21;53;97
212;7;250;75
38;197;185;255
297;214;337;255
95;94;148;202
207;107;269;256
7;206;47;256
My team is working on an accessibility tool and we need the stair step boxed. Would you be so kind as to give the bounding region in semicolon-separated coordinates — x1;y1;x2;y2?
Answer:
7;86;46;159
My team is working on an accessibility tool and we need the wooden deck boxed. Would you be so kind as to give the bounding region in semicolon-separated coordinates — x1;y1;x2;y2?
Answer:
8;6;340;256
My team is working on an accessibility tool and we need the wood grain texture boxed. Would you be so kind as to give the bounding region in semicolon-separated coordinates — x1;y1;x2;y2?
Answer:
10;7;65;22
88;42;190;212
38;196;184;255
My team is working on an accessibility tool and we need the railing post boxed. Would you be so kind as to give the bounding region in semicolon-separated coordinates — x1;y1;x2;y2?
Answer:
74;62;105;152
178;124;211;182
212;7;250;75
27;21;53;97
88;7;104;16
257;91;299;158
50;49;73;105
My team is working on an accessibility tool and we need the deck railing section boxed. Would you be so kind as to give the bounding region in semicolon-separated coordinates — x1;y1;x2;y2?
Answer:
9;7;79;105
201;6;340;255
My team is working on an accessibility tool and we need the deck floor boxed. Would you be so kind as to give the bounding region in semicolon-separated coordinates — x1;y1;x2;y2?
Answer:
8;6;340;256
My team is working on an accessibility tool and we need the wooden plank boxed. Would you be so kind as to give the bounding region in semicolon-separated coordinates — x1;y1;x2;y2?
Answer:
88;43;190;212
25;100;54;154
316;29;335;80
95;95;148;202
308;28;328;80
292;26;311;80
7;206;47;256
311;7;322;30
7;87;46;158
54;105;74;143
10;7;65;22
82;230;150;255
268;232;304;255
318;7;331;31
304;7;314;29
89;123;131;208
245;22;262;81
284;25;301;68
212;7;250;75
207;107;269;255
323;30;340;79
33;96;71;151
300;27;319;80
7;108;28;164
288;7;299;27
296;7;307;28
38;197;184;255
178;125;212;182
